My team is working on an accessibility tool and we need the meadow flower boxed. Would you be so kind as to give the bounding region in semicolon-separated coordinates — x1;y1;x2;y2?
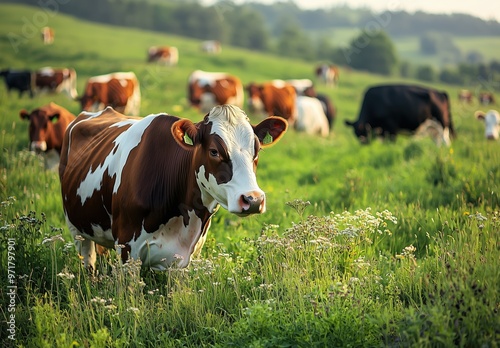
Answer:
57;271;75;280
127;307;140;314
42;234;65;245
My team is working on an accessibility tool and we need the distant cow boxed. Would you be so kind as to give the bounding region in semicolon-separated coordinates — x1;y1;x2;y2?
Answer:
41;27;54;45
295;96;329;138
201;40;221;54
19;102;76;169
0;69;34;98
345;84;455;145
458;89;473;103
315;64;339;87
479;92;495;105
35;67;78;99
303;85;336;128
188;70;244;113
147;46;178;66
246;80;297;125
475;110;499;140
79;72;141;116
59;104;288;270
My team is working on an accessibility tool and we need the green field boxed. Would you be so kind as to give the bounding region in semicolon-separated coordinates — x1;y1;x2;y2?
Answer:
1;4;499;347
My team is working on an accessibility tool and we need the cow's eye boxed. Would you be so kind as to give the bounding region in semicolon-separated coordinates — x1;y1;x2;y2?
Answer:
210;149;219;157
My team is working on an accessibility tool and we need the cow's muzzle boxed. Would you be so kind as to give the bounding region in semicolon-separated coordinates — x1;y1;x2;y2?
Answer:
238;192;265;215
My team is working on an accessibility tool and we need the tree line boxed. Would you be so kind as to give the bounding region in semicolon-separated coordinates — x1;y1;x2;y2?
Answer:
5;0;500;89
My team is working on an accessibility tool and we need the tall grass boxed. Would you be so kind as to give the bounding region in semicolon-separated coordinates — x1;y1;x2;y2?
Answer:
1;3;499;347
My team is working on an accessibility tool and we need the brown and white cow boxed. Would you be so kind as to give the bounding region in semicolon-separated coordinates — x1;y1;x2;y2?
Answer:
246;80;297;125
315;64;339;87
201;40;221;54
458;89;473;103
475;110;500;140
147;46;178;66
59;104;287;270
35;67;78;99
41;27;54;44
188;70;244;113
479;92;495;105
20;102;76;169
79;72;141;116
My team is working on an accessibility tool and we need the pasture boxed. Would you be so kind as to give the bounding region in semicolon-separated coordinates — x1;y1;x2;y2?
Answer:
1;3;499;347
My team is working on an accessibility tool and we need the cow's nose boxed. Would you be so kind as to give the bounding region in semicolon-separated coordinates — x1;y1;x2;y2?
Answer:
239;192;265;214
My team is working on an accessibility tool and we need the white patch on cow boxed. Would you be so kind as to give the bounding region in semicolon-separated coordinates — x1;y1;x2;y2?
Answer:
197;105;265;214
271;79;286;88
75;111;159;205
415;119;450;146
126;210;204;270
295;96;329;137
189;70;228;86
38;67;54;76
286;79;313;94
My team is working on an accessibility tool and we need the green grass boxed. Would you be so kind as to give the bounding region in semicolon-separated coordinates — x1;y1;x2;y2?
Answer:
1;3;499;347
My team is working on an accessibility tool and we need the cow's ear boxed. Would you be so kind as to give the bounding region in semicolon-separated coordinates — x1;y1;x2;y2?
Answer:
344;120;355;127
253;116;288;148
474;111;485;121
172;118;199;148
19;109;30;120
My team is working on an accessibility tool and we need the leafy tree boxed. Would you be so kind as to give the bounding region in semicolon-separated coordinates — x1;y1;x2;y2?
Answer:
275;21;314;60
345;30;397;75
416;65;436;82
420;34;438;55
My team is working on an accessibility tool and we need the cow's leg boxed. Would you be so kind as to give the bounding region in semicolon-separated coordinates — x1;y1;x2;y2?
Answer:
79;238;97;271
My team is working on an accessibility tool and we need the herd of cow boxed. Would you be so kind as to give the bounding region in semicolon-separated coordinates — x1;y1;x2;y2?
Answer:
3;38;499;272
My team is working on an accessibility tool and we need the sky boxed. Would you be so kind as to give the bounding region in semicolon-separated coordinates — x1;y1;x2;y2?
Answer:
204;0;500;22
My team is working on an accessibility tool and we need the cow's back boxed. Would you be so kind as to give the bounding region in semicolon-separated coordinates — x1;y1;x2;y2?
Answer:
59;108;138;181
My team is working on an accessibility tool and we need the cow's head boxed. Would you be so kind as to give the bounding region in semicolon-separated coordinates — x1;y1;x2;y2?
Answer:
475;110;500;140
172;104;287;216
19;103;62;153
246;83;265;114
188;80;204;108
344;119;371;144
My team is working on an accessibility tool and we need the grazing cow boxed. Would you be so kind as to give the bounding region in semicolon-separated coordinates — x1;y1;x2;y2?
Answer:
79;72;141;116
41;27;54;44
188;70;244;113
35;67;78;99
19;102;76;169
303;86;336;128
59;104;287;270
295;96;330;137
475;110;500;140
458;89;473;103
345;84;454;145
479;92;495;105
201;40;221;54
315;64;339;87
0;69;34;98
246;80;297;125
147;46;178;66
